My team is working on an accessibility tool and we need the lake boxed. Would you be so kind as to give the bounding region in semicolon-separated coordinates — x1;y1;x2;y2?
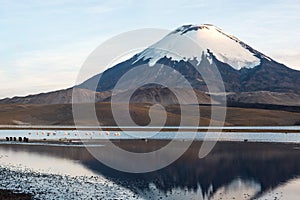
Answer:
0;128;300;199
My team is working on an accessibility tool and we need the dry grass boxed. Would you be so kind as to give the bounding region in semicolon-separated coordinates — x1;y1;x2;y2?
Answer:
0;103;299;126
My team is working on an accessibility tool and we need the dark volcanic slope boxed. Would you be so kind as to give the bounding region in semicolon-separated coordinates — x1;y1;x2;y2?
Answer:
238;59;300;93
79;54;300;95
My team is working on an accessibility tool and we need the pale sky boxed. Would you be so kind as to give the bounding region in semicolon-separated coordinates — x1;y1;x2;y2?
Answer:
0;0;299;98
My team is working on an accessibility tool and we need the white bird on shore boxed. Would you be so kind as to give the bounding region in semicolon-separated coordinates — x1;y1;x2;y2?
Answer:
105;131;110;136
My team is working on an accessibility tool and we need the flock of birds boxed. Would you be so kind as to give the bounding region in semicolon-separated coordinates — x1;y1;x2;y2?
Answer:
27;131;121;138
4;131;123;143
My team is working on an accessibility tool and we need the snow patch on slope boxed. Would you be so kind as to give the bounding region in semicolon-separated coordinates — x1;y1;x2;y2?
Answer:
135;24;261;70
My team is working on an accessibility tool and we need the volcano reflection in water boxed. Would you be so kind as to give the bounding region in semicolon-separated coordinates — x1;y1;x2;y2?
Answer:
1;140;300;199
82;141;300;199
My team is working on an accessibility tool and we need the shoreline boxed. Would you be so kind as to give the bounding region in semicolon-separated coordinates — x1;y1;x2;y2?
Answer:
1;138;300;146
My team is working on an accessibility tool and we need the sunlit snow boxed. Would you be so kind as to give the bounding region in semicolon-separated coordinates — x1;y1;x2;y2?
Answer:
135;24;261;70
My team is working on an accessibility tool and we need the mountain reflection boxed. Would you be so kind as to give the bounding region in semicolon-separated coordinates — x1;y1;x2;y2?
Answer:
77;141;300;199
2;141;300;199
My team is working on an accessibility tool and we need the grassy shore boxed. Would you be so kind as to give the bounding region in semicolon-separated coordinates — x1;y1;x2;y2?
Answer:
1;103;300;126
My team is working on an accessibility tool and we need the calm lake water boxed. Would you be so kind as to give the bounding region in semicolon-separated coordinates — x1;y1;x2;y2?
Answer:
0;128;300;199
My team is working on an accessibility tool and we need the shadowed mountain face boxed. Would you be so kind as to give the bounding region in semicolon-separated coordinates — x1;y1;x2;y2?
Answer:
79;54;300;95
3;141;300;199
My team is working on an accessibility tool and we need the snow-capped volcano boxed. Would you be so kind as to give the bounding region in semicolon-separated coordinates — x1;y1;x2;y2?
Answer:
2;24;300;106
134;24;266;70
78;24;299;95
